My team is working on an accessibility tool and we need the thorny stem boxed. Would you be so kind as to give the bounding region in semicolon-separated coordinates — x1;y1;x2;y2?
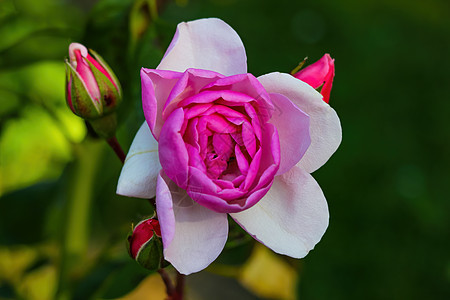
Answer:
111;139;185;300
106;136;126;163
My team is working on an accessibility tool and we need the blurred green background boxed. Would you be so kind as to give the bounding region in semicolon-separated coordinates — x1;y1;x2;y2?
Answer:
1;0;449;299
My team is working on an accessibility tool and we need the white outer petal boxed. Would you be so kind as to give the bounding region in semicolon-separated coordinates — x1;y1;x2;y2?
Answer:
156;172;229;275
116;122;161;198
157;18;247;76
230;166;329;258
258;72;342;173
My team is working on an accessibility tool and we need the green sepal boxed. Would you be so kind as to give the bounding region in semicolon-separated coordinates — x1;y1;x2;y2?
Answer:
160;257;170;269
315;83;324;94
88;50;122;96
88;50;122;115
135;233;164;271
290;57;308;75
126;229;133;258
88;113;117;140
64;62;73;113
65;60;103;119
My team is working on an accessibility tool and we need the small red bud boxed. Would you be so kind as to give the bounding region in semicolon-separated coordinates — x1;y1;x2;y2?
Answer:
127;218;164;271
293;53;335;103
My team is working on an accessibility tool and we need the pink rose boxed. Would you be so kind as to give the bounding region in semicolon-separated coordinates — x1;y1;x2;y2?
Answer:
117;18;341;275
293;54;335;103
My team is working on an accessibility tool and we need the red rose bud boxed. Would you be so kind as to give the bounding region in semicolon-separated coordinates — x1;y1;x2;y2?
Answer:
127;218;164;271
293;53;335;103
65;43;122;138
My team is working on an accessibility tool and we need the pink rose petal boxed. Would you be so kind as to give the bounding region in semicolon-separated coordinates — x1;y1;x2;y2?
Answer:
141;68;184;139
159;108;189;188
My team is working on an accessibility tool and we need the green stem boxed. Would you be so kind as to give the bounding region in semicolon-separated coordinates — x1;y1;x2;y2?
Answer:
55;139;103;300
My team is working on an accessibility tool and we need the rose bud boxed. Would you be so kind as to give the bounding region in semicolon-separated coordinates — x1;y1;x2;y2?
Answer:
65;42;122;138
293;53;335;103
127;217;164;271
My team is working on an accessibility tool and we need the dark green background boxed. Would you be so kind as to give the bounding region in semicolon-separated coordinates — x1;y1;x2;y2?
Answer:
1;0;449;299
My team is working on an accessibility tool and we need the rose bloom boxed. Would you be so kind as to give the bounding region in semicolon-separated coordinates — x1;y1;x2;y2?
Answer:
117;18;341;275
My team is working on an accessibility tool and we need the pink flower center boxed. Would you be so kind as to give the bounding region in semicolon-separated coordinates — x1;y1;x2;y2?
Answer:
180;100;261;189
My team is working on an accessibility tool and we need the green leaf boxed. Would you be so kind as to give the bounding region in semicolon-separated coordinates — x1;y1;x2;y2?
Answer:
100;260;151;299
0;181;59;245
0;281;15;299
73;259;150;300
72;260;123;300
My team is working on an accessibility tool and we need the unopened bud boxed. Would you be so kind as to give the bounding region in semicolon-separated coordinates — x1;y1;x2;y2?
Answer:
65;42;122;138
127;217;164;271
292;53;335;103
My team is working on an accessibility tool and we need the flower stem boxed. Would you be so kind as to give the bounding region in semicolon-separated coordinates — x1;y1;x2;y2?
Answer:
156;269;185;300
158;269;175;296
106;136;126;163
175;272;185;300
